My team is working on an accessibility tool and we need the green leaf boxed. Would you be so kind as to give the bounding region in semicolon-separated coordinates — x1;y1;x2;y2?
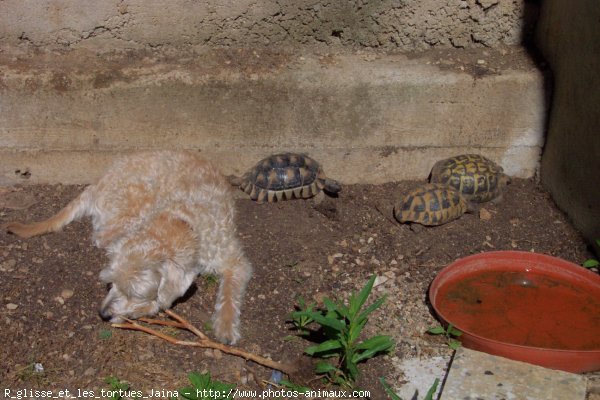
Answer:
306;312;346;332
188;372;210;390
315;361;339;374
305;339;343;356
348;318;368;345
353;335;394;363
379;377;403;400
596;239;600;247
345;359;360;381
583;259;600;268
356;295;386;324
279;380;311;393
448;339;462;350
349;275;376;318
427;326;446;335
424;378;440;400
447;325;462;337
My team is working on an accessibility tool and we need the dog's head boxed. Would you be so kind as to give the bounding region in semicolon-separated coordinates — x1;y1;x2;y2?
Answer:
98;255;162;322
97;212;198;322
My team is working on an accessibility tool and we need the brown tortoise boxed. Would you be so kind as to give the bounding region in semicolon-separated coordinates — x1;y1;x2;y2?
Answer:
394;183;472;226
232;153;341;203
429;154;510;203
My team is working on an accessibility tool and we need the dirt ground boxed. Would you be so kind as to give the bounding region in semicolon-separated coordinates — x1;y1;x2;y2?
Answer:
0;179;597;399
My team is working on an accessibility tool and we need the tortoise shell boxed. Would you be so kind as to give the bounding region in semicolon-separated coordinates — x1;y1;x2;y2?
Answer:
394;183;468;226
430;154;510;203
239;153;341;202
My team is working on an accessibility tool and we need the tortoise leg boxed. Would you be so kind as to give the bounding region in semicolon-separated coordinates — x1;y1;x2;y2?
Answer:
312;190;325;205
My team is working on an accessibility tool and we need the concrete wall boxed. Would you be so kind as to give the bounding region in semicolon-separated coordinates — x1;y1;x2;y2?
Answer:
0;0;529;51
0;0;547;188
536;0;600;249
0;48;546;186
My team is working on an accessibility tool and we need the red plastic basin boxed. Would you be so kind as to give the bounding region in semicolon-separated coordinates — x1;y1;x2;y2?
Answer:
429;251;600;373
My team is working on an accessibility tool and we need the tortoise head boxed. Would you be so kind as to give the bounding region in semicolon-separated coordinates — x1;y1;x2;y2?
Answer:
500;173;512;187
321;178;341;194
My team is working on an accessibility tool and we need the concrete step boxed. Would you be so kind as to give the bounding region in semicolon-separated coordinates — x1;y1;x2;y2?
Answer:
441;347;588;400
0;47;545;185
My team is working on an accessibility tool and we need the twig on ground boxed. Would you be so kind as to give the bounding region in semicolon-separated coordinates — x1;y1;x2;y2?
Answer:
112;310;297;376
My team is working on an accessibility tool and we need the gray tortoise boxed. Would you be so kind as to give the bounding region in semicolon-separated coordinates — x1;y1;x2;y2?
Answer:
232;153;341;203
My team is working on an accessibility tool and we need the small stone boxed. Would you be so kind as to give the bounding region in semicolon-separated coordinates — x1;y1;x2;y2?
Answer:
479;208;492;220
6;303;18;310
61;289;74;299
213;349;222;359
55;296;65;305
390;259;398;265
477;59;486;65
355;258;365;266
257;294;266;300
340;240;348;247
84;367;96;376
373;276;388;287
22;243;28;251
327;255;334;265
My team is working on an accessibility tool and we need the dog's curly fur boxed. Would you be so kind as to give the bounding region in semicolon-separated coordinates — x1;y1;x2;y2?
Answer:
5;151;252;344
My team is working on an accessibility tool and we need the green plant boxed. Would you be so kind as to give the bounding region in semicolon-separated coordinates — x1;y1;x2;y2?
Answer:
289;297;316;336
98;329;113;340
279;379;311;393
292;275;394;388
380;377;440;400
174;372;235;400
583;239;600;269
104;376;137;400
427;323;462;350
203;274;219;288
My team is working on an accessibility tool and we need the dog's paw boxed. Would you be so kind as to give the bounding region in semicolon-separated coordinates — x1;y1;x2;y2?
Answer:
4;222;30;238
212;319;240;345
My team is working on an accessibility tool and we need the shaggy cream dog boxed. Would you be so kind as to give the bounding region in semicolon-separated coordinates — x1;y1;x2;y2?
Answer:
5;151;252;344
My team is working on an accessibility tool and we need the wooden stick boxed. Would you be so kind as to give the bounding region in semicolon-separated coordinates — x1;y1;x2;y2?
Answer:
137;317;186;329
112;311;297;376
165;309;209;340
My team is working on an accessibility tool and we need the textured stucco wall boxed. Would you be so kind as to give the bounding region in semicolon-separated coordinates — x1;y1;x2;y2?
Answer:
536;0;600;250
0;0;529;51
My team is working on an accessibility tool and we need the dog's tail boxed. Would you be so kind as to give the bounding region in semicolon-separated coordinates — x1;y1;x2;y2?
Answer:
5;188;91;238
